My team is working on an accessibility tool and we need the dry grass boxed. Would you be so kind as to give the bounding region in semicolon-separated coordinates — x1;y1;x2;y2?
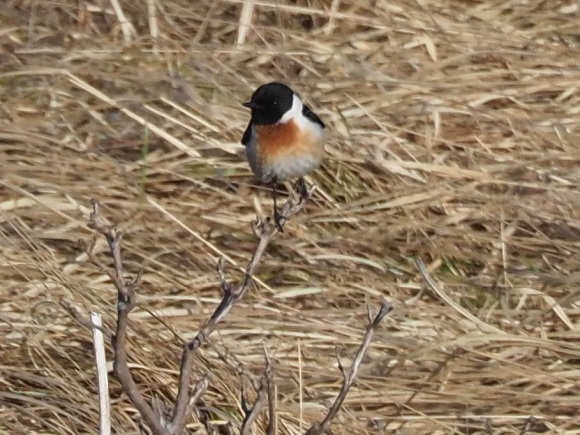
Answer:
1;0;580;433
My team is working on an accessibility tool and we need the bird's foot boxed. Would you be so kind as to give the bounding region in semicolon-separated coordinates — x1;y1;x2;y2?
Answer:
294;178;312;202
273;207;285;232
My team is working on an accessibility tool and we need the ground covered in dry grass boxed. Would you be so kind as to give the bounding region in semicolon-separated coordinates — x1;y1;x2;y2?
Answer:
1;1;580;434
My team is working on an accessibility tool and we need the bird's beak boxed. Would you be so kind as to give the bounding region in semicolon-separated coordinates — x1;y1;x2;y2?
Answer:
242;101;260;109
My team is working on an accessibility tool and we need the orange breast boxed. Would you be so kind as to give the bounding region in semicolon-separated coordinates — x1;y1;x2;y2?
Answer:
255;120;320;163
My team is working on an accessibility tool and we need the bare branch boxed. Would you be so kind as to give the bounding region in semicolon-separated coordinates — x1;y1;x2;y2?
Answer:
305;301;393;435
88;184;313;435
169;188;313;433
151;396;167;427
217;257;231;294
183;375;209;428
88;200;169;435
335;348;347;377
240;345;273;435
240;379;268;435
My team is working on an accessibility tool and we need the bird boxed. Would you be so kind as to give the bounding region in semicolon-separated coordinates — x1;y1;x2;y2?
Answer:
241;82;326;230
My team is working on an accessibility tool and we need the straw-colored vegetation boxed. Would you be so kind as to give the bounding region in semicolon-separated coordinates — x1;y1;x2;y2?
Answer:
1;0;580;433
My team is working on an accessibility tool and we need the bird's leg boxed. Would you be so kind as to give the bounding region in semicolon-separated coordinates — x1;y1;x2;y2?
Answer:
271;178;284;232
295;177;310;201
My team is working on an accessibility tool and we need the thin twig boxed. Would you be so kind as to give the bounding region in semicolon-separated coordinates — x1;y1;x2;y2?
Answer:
61;300;113;339
305;301;393;435
91;312;111;435
184;375;210;428
240;345;273;435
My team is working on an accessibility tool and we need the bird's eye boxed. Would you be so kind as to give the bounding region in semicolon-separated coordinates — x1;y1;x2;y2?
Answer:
273;101;278;106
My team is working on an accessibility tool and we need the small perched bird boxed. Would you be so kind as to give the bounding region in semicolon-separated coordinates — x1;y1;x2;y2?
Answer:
241;82;326;230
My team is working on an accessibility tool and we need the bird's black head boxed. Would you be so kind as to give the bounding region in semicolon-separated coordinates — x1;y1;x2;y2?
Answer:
243;82;295;125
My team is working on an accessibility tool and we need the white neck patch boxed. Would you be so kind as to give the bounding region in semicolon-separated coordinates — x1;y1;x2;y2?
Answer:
279;94;303;124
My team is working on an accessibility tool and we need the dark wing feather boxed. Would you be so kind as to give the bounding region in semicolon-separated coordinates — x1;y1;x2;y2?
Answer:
241;122;252;146
302;104;325;129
